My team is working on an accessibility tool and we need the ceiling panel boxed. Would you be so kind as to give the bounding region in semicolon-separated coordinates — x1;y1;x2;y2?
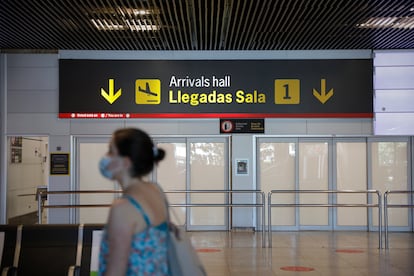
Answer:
0;0;413;52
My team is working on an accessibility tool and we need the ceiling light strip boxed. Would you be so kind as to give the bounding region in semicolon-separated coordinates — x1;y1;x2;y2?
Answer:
235;0;249;50
135;0;157;50
338;1;369;49
0;2;38;49
212;0;220;49
307;1;337;49
11;1;56;49
123;0;145;50
315;0;351;49
186;0;198;50
289;0;317;49
237;0;256;49
71;1;112;50
145;0;169;50
265;0;287;50
23;1;61;49
244;1;267;49
85;0;118;50
158;0;177;50
208;0;213;50
43;0;84;50
256;1;278;50
95;0;129;50
328;0;361;49
226;0;240;49
175;0;190;50
278;0;300;49
218;0;233;50
200;0;205;49
276;0;300;49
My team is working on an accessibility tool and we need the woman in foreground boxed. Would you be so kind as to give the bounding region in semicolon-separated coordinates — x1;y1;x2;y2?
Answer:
98;128;169;276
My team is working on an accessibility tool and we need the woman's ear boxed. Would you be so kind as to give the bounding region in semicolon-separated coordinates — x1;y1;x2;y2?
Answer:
122;156;133;170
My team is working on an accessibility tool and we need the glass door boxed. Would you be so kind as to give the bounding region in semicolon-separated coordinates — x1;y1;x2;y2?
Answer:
154;140;186;226
298;139;331;229
75;136;230;229
153;137;230;230
369;137;410;231
258;138;332;230
258;138;296;230
187;138;229;230
334;139;368;230
75;137;116;224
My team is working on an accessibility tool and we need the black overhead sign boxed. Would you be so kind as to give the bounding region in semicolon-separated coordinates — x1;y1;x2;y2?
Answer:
59;59;373;119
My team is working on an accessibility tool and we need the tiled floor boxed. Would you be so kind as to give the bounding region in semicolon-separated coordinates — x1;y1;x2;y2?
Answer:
190;231;414;276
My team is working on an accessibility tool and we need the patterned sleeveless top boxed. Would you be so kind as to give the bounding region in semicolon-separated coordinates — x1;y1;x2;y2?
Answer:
98;195;170;276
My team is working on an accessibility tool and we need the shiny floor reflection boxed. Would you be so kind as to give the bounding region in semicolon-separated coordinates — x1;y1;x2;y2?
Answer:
189;231;414;276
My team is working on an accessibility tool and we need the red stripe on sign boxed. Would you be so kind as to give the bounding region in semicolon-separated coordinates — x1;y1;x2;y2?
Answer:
59;113;373;119
280;266;315;272
196;248;221;253
336;249;364;253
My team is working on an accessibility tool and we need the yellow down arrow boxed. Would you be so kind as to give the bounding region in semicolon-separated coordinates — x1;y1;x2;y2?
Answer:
101;79;122;104
313;78;333;104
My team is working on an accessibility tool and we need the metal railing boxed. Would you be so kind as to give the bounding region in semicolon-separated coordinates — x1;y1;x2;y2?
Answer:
267;190;382;249
36;189;266;247
164;190;266;247
384;190;414;249
36;190;123;224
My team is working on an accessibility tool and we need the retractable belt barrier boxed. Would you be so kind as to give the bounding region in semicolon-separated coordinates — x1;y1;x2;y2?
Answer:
384;190;414;249
267;190;382;249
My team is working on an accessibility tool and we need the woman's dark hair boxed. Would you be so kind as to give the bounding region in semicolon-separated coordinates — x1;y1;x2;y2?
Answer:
113;128;165;177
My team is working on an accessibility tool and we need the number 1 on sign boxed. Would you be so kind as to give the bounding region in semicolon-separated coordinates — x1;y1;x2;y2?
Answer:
275;79;300;104
283;84;292;100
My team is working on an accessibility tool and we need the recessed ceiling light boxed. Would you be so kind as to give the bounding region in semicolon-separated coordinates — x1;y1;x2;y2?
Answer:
357;16;414;29
91;19;160;31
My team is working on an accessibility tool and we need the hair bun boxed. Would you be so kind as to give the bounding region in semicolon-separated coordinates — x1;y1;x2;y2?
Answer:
153;147;165;162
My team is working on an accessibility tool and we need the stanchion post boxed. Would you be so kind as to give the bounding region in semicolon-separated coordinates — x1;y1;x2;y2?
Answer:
377;191;382;249
261;192;265;248
384;191;389;249
267;192;272;248
37;192;42;224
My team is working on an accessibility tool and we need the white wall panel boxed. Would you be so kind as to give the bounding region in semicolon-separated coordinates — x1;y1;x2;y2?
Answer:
374;51;414;66
70;120;124;135
177;120;218;134
7;113;70;135
7;54;58;67
8;67;58;91
374;50;414;135
8;91;58;113
307;119;372;135
375;113;414;135
265;119;307;134
126;120;180;135
375;67;414;90
127;119;219;135
375;90;414;112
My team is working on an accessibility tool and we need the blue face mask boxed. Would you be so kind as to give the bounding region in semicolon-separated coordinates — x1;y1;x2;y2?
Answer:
99;156;114;179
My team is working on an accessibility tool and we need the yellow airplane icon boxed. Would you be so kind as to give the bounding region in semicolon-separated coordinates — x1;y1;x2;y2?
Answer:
138;82;158;96
135;79;161;104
